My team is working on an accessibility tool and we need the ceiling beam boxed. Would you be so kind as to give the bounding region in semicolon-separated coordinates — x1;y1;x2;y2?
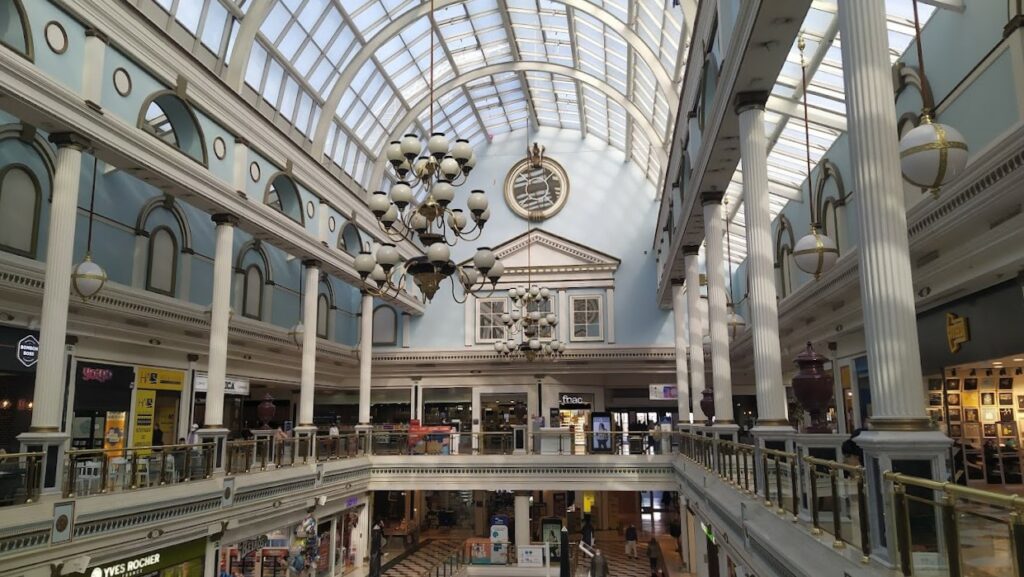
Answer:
496;0;540;131
565;6;588;138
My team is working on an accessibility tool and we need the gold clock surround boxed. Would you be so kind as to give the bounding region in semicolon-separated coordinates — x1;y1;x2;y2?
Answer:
503;156;570;221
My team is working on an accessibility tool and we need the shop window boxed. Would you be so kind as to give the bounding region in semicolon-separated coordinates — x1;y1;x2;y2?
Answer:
138;92;207;165
526;295;555;339
241;264;263;319
0;0;31;59
476;298;507;343
372;305;397;345
570;295;603;342
146;226;178;296
264;174;303;225
0;165;41;258
316;293;329;338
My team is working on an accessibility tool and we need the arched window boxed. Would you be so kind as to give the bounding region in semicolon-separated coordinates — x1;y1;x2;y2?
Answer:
0;165;41;258
242;264;263;319
146;226;178;296
138;92;207;165
317;293;330;338
339;223;362;256
0;0;32;60
372;305;397;345
774;216;795;299
264;174;304;225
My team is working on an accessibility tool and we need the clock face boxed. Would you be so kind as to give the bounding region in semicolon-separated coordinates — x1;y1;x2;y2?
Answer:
503;157;570;221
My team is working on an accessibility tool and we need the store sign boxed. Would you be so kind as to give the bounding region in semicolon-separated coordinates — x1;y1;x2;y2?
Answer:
193;372;250;395
649;385;678;400
88;553;161;577
85;539;205;577
81;366;114;383
136;366;185;391
237;535;269;558
559;393;591;409
16;335;38;368
946;313;970;353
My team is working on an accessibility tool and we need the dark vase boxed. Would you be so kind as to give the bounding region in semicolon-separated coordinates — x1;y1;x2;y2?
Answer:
792;342;834;433
700;387;716;425
257;394;276;429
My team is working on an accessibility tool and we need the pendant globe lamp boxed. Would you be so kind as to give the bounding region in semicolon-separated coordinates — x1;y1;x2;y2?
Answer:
899;0;968;195
792;36;838;280
71;157;108;300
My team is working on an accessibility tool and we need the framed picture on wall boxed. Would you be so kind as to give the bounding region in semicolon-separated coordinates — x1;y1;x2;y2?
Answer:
1000;392;1014;406
928;378;943;391
963;378;979;391
983;424;998;438
928;393;943;406
963;391;979;407
982;378;996;389
945;378;960;391
927;409;942;422
999;377;1015;390
965;422;981;438
983;408;998;422
964;408;979;423
1000;422;1017;437
947;393;961;407
1001;408;1015;423
982;392;996;406
1018;395;1024;410
948;408;961;423
949;424;963;437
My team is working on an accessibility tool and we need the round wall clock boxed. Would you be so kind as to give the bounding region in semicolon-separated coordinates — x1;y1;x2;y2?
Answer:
503;146;569;221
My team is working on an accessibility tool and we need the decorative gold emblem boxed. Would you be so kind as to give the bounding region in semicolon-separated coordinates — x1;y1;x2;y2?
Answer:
946;313;969;353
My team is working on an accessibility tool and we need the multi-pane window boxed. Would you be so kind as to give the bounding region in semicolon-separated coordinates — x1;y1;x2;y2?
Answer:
146;227;178;297
477;298;507;343
241;265;263;319
372;305;397;345
570;295;603;342
526;296;555;339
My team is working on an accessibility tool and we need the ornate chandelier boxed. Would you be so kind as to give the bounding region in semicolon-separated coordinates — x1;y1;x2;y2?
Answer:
357;0;502;302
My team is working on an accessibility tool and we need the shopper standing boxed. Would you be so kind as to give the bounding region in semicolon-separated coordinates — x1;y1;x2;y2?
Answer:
591;549;608;577
624;523;638;559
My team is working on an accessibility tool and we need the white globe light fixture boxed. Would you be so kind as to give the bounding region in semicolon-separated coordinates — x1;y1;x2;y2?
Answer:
899;116;968;194
71;254;108;300
793;227;839;280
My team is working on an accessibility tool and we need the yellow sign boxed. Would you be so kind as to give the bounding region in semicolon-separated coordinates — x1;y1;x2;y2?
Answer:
136;366;185;391
132;389;156;455
946;313;970;353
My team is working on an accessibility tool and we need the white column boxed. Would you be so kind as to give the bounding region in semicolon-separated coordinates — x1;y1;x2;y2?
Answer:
736;95;789;425
203;214;237;428
515;493;531;549
701;192;734;424
671;284;690;424
358;292;374;425
694;524;709;577
684;248;706;423
296;260;320;454
354;502;369;567
837;0;928;427
26;134;86;433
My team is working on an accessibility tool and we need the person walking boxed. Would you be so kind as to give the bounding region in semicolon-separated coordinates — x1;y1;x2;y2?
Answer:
624;523;639;559
590;549;608;577
647;537;659;572
581;517;595;547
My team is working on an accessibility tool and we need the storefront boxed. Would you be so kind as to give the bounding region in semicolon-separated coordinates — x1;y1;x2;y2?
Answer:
422;387;471;431
71;361;136;450
190;371;253;433
80;538;205;577
133;366;186;447
917;278;1024;487
0;325;39;452
557;393;593;451
481;394;527;431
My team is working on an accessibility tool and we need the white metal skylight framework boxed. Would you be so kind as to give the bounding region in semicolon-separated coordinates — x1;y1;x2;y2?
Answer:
141;0;690;193
720;0;937;264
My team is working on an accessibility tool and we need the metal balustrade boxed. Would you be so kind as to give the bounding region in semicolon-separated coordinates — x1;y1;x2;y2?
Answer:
63;443;214;497
0;452;43;506
804;455;871;561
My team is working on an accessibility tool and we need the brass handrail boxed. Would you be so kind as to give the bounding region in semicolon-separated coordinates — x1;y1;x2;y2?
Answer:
0;451;44;506
883;471;1024;509
804;455;870;561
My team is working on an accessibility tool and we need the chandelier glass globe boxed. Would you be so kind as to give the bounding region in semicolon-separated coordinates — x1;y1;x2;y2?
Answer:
793;227;839;279
71;254;108;300
899;115;968;194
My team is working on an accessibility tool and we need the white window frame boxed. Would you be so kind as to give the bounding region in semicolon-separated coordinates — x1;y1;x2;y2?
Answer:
475;297;508;344
569;294;604;342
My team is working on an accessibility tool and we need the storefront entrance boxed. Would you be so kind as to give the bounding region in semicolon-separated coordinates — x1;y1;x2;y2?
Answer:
0;325;39;453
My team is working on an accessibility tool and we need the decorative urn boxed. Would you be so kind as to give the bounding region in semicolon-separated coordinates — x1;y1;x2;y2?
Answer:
791;342;834;432
700;387;716;426
257;394;276;429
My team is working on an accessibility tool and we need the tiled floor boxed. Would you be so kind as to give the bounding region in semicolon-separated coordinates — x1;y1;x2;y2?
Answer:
576;536;659;577
381;539;463;577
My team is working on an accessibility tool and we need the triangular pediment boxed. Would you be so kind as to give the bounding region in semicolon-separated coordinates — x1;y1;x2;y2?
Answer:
461;229;619;286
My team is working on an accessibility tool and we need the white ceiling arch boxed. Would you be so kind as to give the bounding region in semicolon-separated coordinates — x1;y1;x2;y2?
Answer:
369;61;670;189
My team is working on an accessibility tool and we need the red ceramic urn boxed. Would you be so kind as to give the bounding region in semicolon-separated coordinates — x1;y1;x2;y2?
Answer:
257;393;276;429
700;387;716;426
792;342;834;433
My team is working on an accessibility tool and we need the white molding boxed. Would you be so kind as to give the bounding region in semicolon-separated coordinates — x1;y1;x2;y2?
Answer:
558;288;569;343
605;287;615;344
569;294;605;342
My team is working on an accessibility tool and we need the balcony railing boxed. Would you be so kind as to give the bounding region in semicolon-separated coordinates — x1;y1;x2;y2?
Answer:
0;452;43;506
64;443;214;497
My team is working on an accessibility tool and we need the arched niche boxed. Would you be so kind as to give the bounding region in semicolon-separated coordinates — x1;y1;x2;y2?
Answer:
338;222;363;256
138;91;208;166
0;0;33;60
774;215;795;299
264;173;304;225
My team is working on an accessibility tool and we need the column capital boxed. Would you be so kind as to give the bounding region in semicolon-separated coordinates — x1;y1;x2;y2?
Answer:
700;191;724;206
211;213;239;226
84;29;109;42
48;132;90;151
682;244;702;256
302;258;322;269
734;91;769;114
233;136;249;146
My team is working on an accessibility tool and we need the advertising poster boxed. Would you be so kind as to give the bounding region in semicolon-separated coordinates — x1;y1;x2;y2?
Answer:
517;545;545;567
591;412;613;453
649;384;678;400
136;366;185;391
132;390;157;455
103;411;127;455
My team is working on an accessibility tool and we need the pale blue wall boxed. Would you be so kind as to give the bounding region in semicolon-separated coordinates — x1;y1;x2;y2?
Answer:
401;127;674;349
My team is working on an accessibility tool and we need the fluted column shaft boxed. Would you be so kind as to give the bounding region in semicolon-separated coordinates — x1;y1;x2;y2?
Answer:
672;284;690;422
203;214;237;427
299;261;320;426
358;293;374;424
30;134;87;431
737;98;788;424
702;194;734;423
838;0;927;425
684;249;706;423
